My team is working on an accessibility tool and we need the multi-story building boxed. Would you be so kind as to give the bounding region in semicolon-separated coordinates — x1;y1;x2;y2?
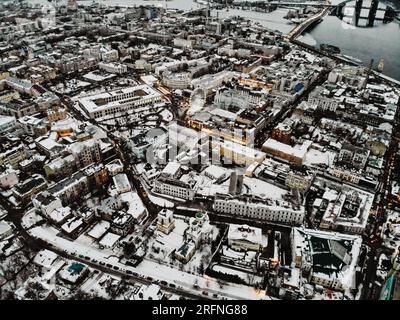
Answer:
18;115;49;137
262;139;312;166
98;62;127;74
68;139;102;169
113;173;131;194
175;241;196;264
213;140;266;165
318;187;373;235
330;166;361;184
127;128;168;159
105;159;124;176
47;107;67;124
47;171;89;205
0;115;18;135
366;135;389;156
83;163;109;190
58;54;98;75
285;170;315;192
162;71;192;89
0;168;19;189
61;217;85;239
0;145;27;168
32;191;63;216
188;112;257;146
29;65;57;84
13;175;47;203
111;213;134;236
173;38;193;50
0;221;13;240
78;85;162;119
227;224;265;252
291;228;362;291
157;209;175;235
101;49;119;63
134;59;153;71
153;176;196;201
214;88;263;110
337;143;370;170
44;155;78;181
0;90;20;103
213;196;304;225
0;99;37;118
2;77;34;95
308;94;339;112
236;109;267;132
272;118;295;144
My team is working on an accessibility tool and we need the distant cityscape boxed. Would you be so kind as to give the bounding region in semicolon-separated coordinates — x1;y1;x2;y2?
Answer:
0;0;399;301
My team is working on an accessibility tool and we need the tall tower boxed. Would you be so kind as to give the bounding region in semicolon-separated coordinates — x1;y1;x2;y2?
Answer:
377;58;385;72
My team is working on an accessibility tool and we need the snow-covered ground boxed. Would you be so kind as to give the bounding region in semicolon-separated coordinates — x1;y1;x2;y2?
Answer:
21;210;45;229
146;216;217;274
27;223;271;300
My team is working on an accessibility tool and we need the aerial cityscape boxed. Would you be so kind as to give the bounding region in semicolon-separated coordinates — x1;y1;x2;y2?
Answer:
0;0;399;302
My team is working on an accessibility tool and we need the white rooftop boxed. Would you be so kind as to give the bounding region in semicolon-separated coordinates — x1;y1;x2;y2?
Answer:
87;220;110;239
228;224;265;247
33;249;58;269
263;138;312;159
99;232;120;248
162;162;181;177
78;84;161;114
